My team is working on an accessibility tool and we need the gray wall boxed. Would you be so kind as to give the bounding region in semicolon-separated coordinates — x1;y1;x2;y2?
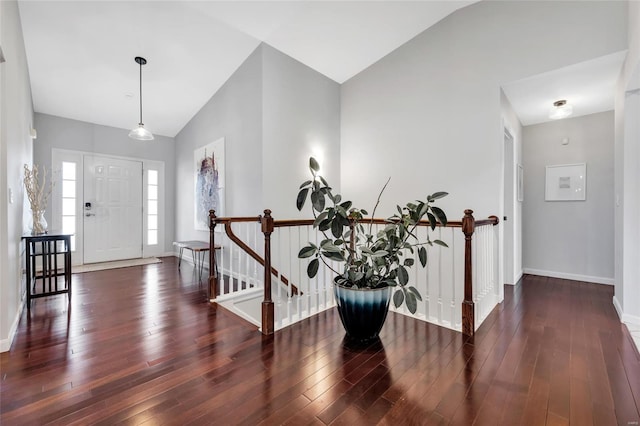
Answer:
523;111;614;282
174;43;341;246
174;46;263;243
340;0;627;222
262;44;341;219
0;0;34;351
33;113;177;254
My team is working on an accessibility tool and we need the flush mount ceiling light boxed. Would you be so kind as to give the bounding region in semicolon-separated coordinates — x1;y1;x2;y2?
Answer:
128;56;154;141
549;99;573;120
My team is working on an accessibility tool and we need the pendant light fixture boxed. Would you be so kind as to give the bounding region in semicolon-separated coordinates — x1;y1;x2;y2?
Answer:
129;56;154;140
549;99;573;120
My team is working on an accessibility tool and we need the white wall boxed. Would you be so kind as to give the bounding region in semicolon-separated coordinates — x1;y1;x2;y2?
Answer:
614;0;640;323
341;0;627;224
262;45;341;219
500;90;523;285
0;0;34;352
174;46;263;243
32;113;177;254
523;112;614;284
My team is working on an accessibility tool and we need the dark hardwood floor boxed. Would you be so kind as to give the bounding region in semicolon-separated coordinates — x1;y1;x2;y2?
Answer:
1;257;639;425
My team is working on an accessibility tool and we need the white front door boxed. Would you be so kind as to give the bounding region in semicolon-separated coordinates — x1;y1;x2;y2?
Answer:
83;155;143;263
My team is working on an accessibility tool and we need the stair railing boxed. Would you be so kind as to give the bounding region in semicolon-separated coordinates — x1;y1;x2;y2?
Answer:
209;209;499;337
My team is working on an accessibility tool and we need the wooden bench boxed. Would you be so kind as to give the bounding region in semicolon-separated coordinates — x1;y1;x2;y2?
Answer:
173;241;220;281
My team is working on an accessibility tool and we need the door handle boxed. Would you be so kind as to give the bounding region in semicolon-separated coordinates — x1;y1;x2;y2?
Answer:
85;213;96;217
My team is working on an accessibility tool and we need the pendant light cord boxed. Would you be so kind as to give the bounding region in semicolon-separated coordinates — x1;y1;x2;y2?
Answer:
139;60;143;126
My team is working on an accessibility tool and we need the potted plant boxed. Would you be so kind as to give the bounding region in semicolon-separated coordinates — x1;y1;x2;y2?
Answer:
296;157;448;341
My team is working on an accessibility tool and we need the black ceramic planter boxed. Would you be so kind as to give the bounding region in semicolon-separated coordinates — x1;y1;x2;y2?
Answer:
334;285;392;342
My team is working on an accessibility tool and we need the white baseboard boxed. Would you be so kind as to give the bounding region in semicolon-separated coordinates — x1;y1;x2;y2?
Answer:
523;268;613;285
0;298;25;353
622;312;640;325
613;295;624;320
514;270;524;286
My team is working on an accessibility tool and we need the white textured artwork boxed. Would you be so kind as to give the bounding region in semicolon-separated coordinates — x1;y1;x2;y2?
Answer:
194;138;225;230
545;163;586;201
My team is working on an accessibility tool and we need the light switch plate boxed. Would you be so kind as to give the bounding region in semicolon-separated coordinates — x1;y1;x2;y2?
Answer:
9;187;14;204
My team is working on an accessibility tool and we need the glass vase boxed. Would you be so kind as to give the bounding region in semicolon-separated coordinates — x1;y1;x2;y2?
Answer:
31;209;48;235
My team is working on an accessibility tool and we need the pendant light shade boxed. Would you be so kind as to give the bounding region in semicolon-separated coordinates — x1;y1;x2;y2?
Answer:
129;56;154;140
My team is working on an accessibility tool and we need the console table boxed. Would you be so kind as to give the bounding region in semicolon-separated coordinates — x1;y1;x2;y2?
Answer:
22;232;72;310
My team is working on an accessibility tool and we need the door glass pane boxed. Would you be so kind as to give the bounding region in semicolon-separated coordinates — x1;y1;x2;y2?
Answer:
148;200;157;215
62;216;75;233
148;230;158;245
62;180;75;198
148;185;157;200
148;215;157;230
62;198;75;216
148;170;158;185
62;162;76;180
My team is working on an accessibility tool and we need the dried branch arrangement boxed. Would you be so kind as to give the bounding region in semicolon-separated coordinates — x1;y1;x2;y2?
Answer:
23;164;53;233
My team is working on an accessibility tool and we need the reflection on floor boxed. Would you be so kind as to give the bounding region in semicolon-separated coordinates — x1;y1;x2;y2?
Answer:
73;257;161;273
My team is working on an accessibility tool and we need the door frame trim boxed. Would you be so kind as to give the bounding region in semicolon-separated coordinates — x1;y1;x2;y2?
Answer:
51;148;166;265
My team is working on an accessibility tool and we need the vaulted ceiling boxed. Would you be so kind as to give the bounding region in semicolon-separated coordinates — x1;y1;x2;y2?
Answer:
18;1;476;137
18;1;626;138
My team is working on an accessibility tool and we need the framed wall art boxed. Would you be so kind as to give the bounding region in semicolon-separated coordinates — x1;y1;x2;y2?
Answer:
517;164;524;202
545;163;586;201
194;138;225;230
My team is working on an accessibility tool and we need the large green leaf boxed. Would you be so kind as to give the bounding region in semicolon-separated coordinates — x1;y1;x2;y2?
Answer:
426;212;437;231
393;289;404;308
309;157;320;172
406;291;417;314
298;246;316;258
307;258;319;278
397;265;409;285
296;188;309;211
408;286;422;301
418;202;429;218
430;191;449;200
322;243;342;253
318;218;332;232
404;258;415;267
433;239;449;248
340;201;352;211
314;212;328;226
419;246;427;267
431;206;448;226
331;219;343;238
372;250;389;258
323;250;344;261
299;180;312;189
311;191;325;212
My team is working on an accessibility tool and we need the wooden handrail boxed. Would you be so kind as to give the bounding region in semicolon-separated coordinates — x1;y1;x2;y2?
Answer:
213;209;497;336
223;222;301;296
274;216;499;228
208;211;300;300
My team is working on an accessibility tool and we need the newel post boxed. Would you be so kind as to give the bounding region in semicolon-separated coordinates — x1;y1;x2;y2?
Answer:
208;210;218;300
462;209;476;337
261;209;275;335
